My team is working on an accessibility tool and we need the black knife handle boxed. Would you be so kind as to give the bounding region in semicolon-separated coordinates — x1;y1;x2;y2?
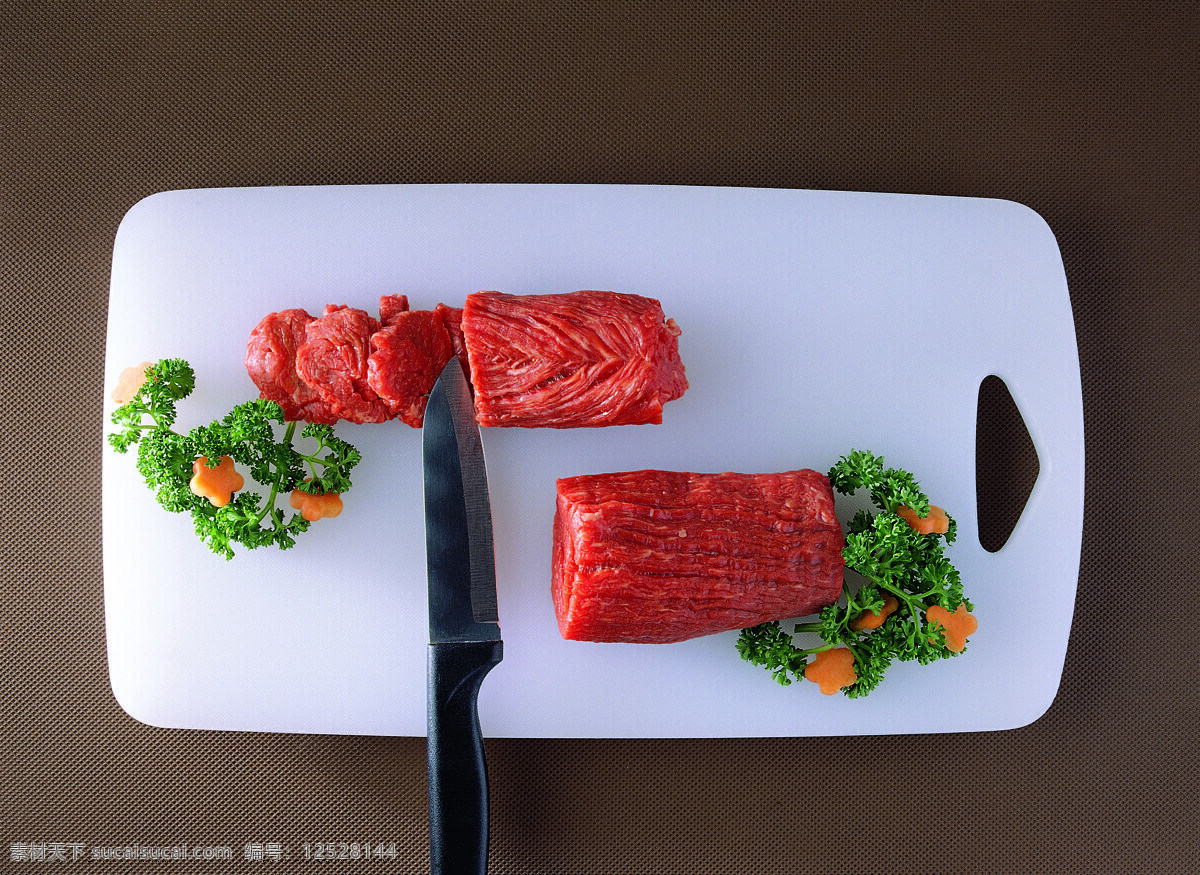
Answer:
427;640;503;875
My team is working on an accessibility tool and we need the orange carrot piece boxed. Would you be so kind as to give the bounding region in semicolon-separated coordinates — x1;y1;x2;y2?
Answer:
804;647;857;695
289;483;344;522
850;594;900;631
926;603;978;652
189;456;245;507
897;504;950;535
111;361;153;403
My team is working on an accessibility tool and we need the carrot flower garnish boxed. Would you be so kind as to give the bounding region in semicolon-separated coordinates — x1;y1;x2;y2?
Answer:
850;594;900;631
897;504;950;535
111;362;153;403
926;603;978;653
290;482;344;521
189;455;245;507
804;648;858;695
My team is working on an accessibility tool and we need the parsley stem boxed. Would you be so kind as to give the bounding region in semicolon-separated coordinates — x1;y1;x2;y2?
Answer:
250;420;297;526
123;420;160;432
797;642;838;658
295;450;341;467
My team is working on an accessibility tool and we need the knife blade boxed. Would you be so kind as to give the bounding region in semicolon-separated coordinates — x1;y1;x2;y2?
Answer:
422;358;503;875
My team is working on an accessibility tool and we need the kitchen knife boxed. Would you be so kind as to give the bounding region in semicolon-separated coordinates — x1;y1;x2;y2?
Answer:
422;358;503;875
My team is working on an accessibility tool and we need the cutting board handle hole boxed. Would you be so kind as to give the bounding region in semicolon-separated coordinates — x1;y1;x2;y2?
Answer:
975;375;1040;553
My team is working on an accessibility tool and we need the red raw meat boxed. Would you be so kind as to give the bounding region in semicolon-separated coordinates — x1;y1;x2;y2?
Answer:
246;295;412;424
434;303;469;377
366;308;456;427
246;291;687;430
462;290;688;428
552;469;844;644
294;304;391;424
245;308;338;424
378;293;410;325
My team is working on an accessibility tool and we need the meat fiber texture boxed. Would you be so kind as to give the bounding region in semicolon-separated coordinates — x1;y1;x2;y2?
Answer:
553;469;845;644
246;290;687;429
463;290;687;428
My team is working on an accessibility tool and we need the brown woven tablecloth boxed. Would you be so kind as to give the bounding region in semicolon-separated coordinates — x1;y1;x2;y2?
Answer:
5;3;1197;872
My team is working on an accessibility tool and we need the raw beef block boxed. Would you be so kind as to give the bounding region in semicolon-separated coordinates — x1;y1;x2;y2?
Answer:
294;304;391;424
245;308;338;424
462;290;688;428
552;469;845;644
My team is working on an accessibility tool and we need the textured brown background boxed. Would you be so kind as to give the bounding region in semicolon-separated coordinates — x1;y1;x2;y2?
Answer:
4;2;1198;872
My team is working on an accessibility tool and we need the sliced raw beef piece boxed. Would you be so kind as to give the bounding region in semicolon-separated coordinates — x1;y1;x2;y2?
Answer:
378;293;410;325
294;305;391;424
552;468;844;644
434;303;469;377
462;290;688;428
366;307;456;427
245;308;338;424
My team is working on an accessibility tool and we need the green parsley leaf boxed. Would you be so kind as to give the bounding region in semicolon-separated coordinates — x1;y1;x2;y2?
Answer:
736;450;974;697
108;358;361;560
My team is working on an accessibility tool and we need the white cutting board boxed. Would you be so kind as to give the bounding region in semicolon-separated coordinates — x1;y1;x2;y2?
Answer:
103;184;1083;737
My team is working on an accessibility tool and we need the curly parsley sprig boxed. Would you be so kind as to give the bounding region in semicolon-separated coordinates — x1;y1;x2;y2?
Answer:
108;358;362;560
736;450;975;698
